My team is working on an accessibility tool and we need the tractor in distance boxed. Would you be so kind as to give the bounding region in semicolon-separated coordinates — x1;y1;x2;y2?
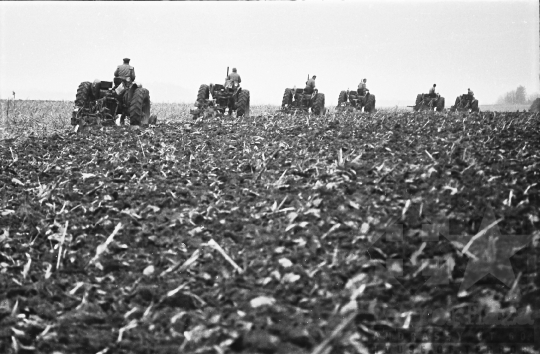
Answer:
72;77;155;129
336;87;376;113
450;90;479;113
410;92;445;112
281;75;326;115
190;67;250;119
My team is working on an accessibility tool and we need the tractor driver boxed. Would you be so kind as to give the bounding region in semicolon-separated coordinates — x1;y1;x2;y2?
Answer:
467;88;474;100
358;78;368;96
226;68;241;85
304;75;317;94
428;84;437;98
114;58;136;88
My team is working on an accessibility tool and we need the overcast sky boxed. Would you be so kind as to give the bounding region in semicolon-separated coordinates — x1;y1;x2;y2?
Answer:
0;1;538;106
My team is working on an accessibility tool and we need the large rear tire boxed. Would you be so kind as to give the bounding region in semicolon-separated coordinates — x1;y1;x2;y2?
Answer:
337;91;347;107
75;82;94;107
282;88;293;108
364;94;376;113
436;97;445;112
129;88;151;126
414;94;423;111
530;98;540;112
236;90;250;117
471;99;479;112
312;93;325;115
197;84;210;103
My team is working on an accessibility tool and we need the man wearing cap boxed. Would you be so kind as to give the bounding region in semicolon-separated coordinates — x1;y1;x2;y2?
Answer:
428;84;437;98
467;88;474;100
304;75;317;94
226;68;241;85
114;58;136;88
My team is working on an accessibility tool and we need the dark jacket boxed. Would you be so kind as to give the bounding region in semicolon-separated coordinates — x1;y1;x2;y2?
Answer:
227;72;241;84
114;64;136;81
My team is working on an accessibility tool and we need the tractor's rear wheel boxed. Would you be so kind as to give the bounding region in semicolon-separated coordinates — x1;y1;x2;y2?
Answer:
282;89;293;108
237;90;250;117
414;94;423;111
75;82;93;107
73;82;94;126
197;84;210;103
337;91;347;107
312;93;325;115
436;97;445;112
129;88;151;126
530;98;540;112
471;99;479;112
364;94;376;113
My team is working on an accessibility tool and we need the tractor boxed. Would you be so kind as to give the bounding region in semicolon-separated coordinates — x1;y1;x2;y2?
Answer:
190;68;250;119
530;98;540;112
450;94;479;113
71;78;154;129
281;83;325;115
410;93;445;112
336;88;376;113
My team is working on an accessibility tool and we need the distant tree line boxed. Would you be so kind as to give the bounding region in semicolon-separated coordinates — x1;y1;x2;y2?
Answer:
497;85;538;105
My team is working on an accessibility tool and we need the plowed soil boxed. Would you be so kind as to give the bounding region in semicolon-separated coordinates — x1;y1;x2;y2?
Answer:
1;111;539;354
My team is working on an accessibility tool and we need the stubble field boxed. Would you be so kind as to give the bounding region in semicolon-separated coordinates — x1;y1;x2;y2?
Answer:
1;100;539;354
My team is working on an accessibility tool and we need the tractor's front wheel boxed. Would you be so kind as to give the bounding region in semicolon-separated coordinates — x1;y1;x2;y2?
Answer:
312;93;325;115
129;88;151;126
237;90;250;117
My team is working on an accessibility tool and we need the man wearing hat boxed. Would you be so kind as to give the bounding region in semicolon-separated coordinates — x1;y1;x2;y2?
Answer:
304;75;317;94
114;58;136;88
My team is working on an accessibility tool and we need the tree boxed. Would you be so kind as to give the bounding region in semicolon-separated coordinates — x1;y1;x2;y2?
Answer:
497;85;528;104
515;86;526;104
